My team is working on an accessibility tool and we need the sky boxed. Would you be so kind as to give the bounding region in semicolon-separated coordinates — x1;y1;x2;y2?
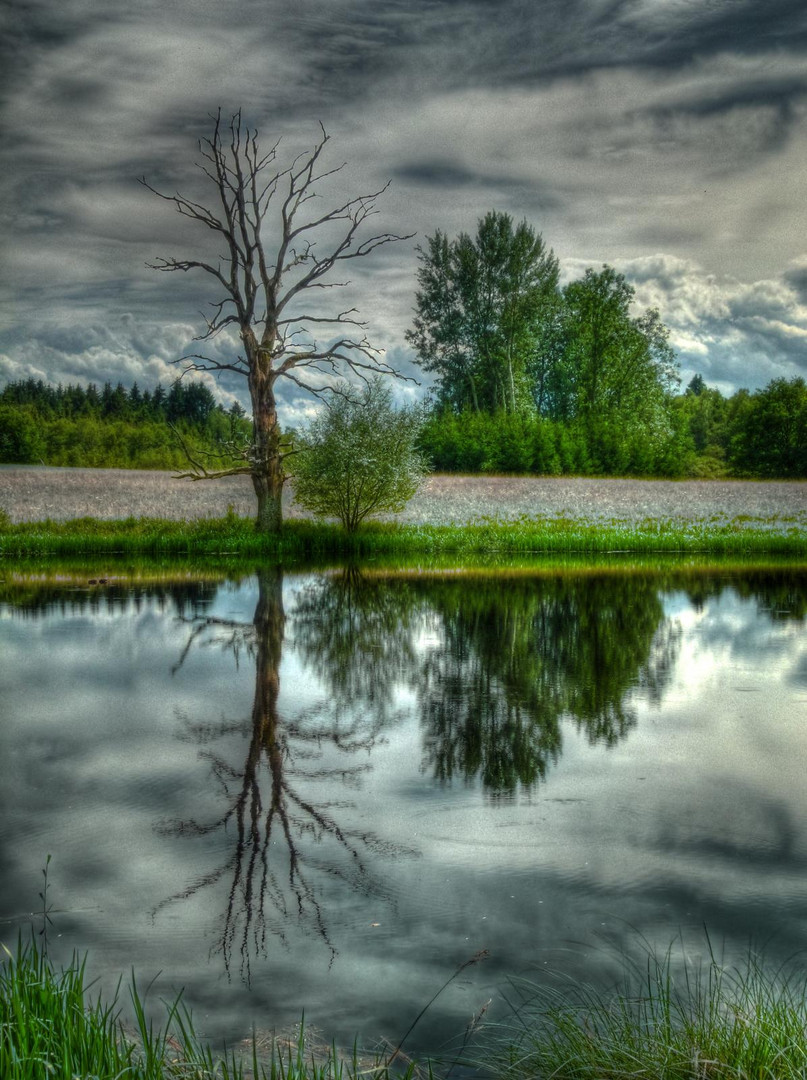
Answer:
1;0;807;424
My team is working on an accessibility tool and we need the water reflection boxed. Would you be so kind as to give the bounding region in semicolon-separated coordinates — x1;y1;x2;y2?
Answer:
157;567;417;981
292;569;679;795
2;563;806;1051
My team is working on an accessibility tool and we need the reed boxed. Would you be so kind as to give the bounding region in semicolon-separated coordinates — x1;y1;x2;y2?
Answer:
4;928;807;1078
0;936;431;1079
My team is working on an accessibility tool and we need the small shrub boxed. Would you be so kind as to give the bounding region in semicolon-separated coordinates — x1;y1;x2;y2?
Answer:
292;378;429;532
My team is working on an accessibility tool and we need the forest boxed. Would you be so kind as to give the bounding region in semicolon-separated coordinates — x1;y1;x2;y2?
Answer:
0;378;251;471
417;373;807;479
1;369;805;480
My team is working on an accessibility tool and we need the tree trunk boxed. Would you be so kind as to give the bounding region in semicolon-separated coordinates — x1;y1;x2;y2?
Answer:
252;470;284;533
249;342;284;533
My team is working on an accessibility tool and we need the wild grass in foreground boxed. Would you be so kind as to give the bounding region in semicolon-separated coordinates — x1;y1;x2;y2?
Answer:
485;939;807;1079
4;931;807;1079
1;509;806;559
0;936;431;1080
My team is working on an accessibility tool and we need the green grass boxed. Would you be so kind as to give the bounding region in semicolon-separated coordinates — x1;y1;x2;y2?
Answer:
0;936;429;1080
1;510;806;560
485;939;807;1079
5;935;807;1080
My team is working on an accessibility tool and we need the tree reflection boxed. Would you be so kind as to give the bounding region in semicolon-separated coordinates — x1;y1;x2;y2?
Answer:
291;565;427;719
683;569;807;621
291;569;680;798
155;563;800;973
157;567;416;982
416;574;680;796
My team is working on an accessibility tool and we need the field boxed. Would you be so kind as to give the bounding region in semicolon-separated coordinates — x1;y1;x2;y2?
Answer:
1;465;805;528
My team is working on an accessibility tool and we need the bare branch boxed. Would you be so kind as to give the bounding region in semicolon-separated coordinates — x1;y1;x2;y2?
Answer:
174;352;250;376
169;423;252;481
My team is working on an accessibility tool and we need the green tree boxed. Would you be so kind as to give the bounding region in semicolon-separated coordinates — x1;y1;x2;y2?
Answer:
407;211;560;414
672;375;728;476
729;377;807;478
292;378;428;532
561;266;679;421
0;405;45;463
558;266;679;472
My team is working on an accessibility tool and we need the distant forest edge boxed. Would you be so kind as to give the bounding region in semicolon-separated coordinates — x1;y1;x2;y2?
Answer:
1;373;805;479
0;379;251;472
419;374;807;479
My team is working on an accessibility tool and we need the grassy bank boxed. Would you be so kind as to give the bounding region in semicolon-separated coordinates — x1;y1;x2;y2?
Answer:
487;941;807;1079
4;935;807;1079
1;509;806;560
0;937;425;1080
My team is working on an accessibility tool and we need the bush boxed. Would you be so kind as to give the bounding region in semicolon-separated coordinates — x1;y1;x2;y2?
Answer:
292;378;428;532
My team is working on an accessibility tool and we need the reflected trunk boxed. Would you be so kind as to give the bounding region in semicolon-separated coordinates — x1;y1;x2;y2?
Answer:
157;565;414;982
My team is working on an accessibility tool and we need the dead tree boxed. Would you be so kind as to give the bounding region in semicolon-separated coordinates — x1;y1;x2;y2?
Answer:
140;111;413;532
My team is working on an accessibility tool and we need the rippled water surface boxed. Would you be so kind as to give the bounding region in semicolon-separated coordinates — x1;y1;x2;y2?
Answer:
1;563;806;1055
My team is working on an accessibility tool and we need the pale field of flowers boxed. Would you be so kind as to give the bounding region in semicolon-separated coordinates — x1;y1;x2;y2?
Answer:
1;465;805;529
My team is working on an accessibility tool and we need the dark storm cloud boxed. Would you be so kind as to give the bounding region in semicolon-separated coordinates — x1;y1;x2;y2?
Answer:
392;159;565;210
784;263;807;304
644;77;807;121
265;0;807;103
636;76;807;160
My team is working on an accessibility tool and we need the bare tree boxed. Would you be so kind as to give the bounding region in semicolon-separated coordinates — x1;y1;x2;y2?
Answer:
140;110;413;532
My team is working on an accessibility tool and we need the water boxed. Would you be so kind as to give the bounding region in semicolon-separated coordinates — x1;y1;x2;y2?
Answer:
1;562;806;1059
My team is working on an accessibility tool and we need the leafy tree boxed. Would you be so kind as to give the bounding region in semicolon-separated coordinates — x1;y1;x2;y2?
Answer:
292;378;428;532
671;374;728;476
729;377;807;478
407;211;559;415
686;373;706;397
141;110;411;533
560;266;679;423
0;405;45;463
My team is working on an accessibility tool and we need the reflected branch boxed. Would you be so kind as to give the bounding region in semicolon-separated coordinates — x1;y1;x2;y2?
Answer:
156;567;416;983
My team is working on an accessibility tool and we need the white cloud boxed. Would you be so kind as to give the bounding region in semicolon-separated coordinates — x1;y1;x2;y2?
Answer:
607;253;807;390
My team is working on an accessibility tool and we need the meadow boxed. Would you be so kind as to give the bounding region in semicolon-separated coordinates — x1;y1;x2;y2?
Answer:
1;466;805;526
1;467;805;559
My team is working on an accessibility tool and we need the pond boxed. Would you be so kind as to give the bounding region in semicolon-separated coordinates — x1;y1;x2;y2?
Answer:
1;560;806;1061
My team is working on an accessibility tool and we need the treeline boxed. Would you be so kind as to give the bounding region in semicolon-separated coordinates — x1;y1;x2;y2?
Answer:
673;374;807;479
409;211;807;478
418;375;807;479
0;378;251;470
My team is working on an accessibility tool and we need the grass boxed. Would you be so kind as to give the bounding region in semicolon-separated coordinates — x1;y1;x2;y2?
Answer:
0;936;432;1080
485;938;807;1079
5;935;807;1080
1;509;806;560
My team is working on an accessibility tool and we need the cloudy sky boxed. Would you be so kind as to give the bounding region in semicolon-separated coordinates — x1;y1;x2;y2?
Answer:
2;0;807;422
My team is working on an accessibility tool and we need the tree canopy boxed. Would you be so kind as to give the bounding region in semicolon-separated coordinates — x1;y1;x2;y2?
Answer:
558;266;678;422
407;211;560;414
